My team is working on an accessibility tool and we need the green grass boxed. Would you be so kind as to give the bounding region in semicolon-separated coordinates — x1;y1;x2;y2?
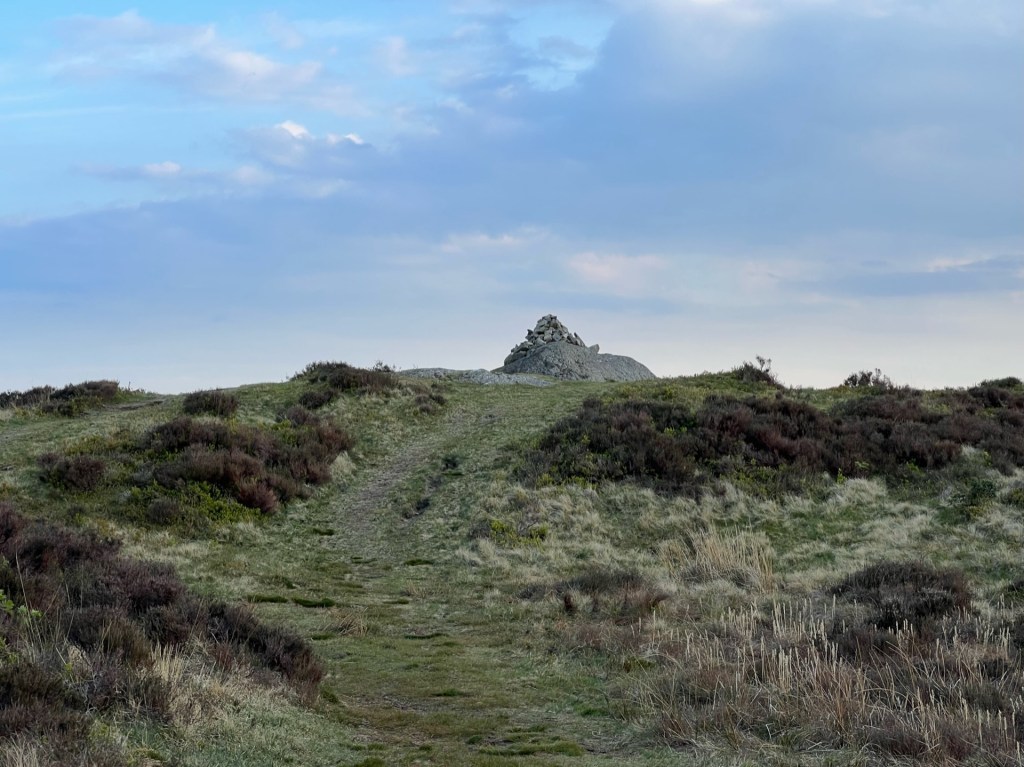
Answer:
2;371;1022;765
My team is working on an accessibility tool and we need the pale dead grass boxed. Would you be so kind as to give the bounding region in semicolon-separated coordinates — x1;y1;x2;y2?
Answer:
625;601;1024;764
474;477;1024;764
0;738;42;767
325;606;370;637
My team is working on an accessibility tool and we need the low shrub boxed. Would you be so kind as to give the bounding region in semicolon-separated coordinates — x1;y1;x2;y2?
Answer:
522;386;1024;496
38;453;107;492
0;380;122;416
842;368;895;389
0;502;324;759
42;409;353;528
520;569;668;623
292;361;399;409
298;388;335;410
0;385;55;410
731;356;780;387
831;560;971;631
182;389;239;418
414;386;447;415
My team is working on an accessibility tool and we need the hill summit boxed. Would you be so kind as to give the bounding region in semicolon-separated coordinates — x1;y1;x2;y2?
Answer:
496;314;656;382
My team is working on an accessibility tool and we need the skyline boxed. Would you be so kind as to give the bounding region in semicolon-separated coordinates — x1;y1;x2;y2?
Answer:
2;1;1023;393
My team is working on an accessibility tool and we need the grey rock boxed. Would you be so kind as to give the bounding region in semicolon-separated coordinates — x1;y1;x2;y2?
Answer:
496;341;655;382
402;368;553;387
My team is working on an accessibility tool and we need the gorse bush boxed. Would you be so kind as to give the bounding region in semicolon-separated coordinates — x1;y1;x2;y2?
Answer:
0;502;323;764
0;380;122;416
522;382;1024;495
181;389;240;418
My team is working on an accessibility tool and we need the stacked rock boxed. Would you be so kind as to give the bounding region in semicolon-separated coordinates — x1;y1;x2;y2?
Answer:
503;315;589;366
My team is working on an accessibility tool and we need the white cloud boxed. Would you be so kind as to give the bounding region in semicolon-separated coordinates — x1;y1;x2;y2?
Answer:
264;13;306;50
328;132;365;145
378;36;417;76
567;252;670;296
440;228;545;253
53;12;363;114
237;121;371;176
278;120;312;140
76;119;370;198
141;161;183;178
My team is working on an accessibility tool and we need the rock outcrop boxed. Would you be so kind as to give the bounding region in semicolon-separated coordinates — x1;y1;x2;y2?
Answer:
496;315;656;382
503;314;587;366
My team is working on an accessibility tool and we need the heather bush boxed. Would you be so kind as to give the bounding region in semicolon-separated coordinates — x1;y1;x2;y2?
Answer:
0;385;55;410
830;560;971;631
523;386;1024;496
298;388;335;410
525;398;696;491
181;389;239;418
0;502;324;758
33;407;352;531
207;602;324;702
842;368;895;389
292;360;399;409
0;380;122;416
977;376;1023;389
731;356;780;387
37;453;107;492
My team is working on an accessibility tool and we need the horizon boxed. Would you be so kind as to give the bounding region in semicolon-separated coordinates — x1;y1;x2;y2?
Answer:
2;1;1022;393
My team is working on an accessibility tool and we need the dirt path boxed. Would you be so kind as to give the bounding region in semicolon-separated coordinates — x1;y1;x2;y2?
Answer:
324;403;475;557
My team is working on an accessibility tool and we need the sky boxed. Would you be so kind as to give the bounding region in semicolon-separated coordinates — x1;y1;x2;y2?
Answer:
2;0;1022;393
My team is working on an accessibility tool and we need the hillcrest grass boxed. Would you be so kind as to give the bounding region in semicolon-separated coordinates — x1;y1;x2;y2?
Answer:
0;370;1022;765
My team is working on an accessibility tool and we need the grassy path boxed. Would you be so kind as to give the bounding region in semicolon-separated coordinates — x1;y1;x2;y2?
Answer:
1;383;688;766
276;385;685;765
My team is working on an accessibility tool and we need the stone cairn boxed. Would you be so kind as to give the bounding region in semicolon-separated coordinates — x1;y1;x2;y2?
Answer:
503;315;594;366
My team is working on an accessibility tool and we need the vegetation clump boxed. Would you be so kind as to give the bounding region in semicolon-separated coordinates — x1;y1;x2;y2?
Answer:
730;356;780;387
292;361;399;409
522;382;1024;496
830;560;971;631
37;452;107;492
181;389;240;418
36;406;352;527
842;368;895;389
137;408;352;517
538;558;1022;763
0;380;123;416
0;502;323;765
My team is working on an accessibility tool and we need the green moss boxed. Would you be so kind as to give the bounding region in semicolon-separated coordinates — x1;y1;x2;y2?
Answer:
246;593;289;604
292;596;336;608
488;519;548;547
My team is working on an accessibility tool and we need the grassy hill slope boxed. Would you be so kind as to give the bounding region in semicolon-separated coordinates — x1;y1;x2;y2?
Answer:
1;370;1022;766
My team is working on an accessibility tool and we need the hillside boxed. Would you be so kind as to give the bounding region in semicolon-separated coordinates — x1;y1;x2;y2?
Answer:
1;368;1022;766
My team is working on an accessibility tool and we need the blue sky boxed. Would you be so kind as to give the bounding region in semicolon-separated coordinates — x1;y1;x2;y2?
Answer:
2;0;1022;392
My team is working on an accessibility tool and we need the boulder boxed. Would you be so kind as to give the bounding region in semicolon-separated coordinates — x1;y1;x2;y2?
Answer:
499;342;655;382
495;315;655;382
